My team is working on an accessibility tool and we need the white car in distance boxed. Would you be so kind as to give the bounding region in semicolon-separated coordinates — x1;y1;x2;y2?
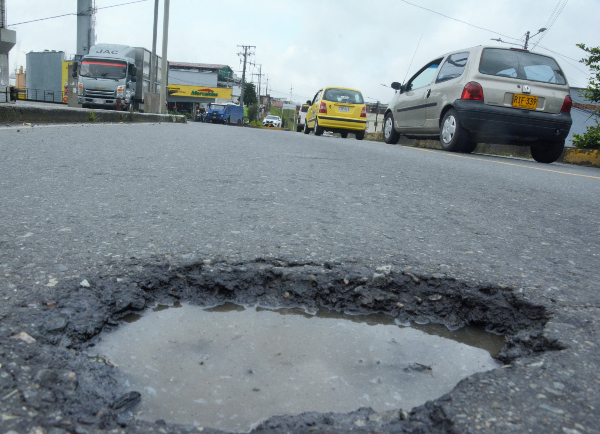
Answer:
263;115;282;128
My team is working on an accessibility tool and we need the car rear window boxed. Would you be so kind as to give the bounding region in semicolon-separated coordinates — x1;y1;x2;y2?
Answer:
479;48;567;85
436;52;469;83
323;88;364;104
301;105;309;112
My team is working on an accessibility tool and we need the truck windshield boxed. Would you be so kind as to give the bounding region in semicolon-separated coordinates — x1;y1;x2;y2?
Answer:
80;60;127;79
211;104;226;110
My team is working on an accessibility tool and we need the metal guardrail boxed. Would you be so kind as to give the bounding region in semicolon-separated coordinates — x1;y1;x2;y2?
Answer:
0;88;68;104
20;89;68;104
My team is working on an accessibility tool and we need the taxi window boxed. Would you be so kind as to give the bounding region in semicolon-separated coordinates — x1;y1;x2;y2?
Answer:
323;88;364;104
436;52;469;83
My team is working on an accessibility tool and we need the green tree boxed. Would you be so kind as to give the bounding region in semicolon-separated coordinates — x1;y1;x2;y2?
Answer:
247;103;259;125
572;44;600;149
242;83;258;107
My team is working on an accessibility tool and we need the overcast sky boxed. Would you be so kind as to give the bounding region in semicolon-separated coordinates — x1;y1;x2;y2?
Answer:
6;0;600;104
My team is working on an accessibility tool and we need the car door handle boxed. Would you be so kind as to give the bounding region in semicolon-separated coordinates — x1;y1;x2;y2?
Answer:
426;89;431;98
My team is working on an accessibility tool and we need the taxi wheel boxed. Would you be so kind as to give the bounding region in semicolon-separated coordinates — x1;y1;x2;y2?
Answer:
355;130;365;140
314;119;324;136
304;122;310;134
340;132;348;138
440;109;469;152
383;113;400;144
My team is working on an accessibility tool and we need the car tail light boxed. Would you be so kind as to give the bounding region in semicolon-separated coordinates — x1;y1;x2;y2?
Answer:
561;95;572;113
319;101;327;113
116;85;125;98
77;81;83;96
360;106;366;118
461;82;484;100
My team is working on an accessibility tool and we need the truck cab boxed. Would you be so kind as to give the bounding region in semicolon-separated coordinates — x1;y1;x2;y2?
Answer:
72;44;149;111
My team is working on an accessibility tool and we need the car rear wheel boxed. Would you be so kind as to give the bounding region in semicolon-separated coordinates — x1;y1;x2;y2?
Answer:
340;132;348;138
440;109;469;152
460;141;478;154
304;122;310;134
355;130;365;140
383;113;400;144
531;141;565;164
314;118;324;136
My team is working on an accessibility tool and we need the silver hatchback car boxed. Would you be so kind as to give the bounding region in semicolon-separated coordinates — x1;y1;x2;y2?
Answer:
383;46;573;163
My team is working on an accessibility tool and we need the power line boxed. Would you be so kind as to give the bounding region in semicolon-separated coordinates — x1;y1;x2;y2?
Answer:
7;0;148;26
399;0;520;42
531;0;568;49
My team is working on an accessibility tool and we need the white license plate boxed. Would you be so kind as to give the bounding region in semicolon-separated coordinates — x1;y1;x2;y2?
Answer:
338;106;350;112
93;98;103;104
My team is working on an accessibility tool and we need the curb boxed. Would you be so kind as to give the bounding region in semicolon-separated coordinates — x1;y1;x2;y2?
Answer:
0;104;187;124
370;137;600;168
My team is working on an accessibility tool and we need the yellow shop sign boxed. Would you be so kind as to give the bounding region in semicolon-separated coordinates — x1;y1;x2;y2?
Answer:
168;85;232;99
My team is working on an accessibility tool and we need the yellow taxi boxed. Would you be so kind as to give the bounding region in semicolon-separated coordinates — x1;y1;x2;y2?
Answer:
304;87;367;140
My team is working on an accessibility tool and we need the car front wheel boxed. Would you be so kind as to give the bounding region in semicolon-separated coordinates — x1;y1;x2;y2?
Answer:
531;141;565;164
340;132;348;138
383;113;400;144
440;109;469;152
314;118;323;136
304;121;310;134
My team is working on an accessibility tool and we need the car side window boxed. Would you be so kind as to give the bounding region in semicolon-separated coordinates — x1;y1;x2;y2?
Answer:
407;59;443;91
312;90;321;105
436;52;469;83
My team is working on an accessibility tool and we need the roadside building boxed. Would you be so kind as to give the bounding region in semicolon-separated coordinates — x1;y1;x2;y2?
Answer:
25;50;72;103
568;87;599;147
0;0;16;103
167;62;240;116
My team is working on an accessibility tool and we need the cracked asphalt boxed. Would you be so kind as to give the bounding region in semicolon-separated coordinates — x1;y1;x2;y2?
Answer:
1;121;599;433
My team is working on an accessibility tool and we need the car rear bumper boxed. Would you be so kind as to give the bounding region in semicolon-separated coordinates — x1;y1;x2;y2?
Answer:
453;100;572;144
317;115;366;132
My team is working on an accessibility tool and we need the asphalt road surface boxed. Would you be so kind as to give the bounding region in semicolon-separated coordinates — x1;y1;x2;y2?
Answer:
1;121;599;433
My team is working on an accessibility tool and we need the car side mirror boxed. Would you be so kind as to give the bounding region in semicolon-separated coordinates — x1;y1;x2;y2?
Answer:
72;61;79;78
131;76;137;82
131;65;137;76
391;82;401;90
306;100;311;105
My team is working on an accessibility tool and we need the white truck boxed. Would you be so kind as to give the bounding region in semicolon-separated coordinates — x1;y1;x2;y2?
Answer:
72;44;161;111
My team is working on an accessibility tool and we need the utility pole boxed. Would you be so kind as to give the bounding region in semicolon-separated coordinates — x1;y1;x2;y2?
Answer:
237;45;255;107
159;0;170;114
150;0;159;93
251;64;262;113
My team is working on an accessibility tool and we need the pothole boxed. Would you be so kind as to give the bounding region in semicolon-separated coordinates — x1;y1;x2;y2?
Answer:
4;259;562;433
92;302;503;432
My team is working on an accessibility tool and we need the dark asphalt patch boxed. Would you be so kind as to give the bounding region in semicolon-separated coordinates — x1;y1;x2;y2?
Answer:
0;259;565;433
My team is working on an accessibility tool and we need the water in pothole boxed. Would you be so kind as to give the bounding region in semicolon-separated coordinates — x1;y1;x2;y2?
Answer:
93;303;503;432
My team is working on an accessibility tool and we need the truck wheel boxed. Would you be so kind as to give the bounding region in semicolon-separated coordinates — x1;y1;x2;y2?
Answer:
440;109;469;152
355;130;365;140
531;141;565;164
227;117;231;125
314;118;323;136
340;132;348;138
383;112;400;144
